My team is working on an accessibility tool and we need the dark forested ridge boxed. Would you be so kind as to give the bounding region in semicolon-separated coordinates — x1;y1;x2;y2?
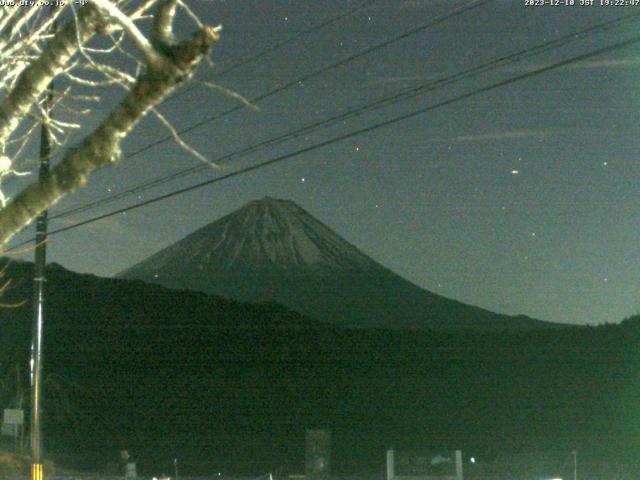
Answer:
0;260;639;477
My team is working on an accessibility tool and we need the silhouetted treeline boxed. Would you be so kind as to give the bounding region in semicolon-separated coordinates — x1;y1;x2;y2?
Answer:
0;260;639;478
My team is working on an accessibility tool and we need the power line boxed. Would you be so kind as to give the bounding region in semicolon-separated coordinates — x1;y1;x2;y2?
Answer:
9;32;639;249
53;0;495;219
161;0;378;106
51;10;640;220
216;0;378;78
124;0;493;159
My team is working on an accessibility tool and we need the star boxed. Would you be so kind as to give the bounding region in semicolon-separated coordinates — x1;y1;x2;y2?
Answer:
301;177;306;183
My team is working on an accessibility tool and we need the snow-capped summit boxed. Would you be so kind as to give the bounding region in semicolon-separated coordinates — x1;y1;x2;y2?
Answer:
176;196;373;272
119;197;551;330
120;197;375;277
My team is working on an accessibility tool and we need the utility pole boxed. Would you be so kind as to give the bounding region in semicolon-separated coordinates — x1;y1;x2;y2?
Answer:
572;450;578;480
30;39;55;480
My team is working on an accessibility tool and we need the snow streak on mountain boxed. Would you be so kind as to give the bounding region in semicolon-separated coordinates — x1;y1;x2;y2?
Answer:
133;197;374;274
119;197;552;330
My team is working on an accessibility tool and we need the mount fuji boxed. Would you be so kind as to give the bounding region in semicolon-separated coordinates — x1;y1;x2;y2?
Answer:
118;197;552;329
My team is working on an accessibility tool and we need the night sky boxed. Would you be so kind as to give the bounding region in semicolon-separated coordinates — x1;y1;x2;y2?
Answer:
6;0;640;325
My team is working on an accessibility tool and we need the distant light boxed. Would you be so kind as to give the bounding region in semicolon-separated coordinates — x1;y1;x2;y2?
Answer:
470;457;476;464
511;170;520;175
301;177;306;183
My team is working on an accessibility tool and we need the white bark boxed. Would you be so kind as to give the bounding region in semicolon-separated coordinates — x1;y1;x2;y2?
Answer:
91;0;163;65
0;7;100;149
0;2;221;245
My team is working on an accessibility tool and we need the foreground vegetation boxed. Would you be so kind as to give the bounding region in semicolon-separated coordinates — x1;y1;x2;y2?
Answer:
1;260;639;477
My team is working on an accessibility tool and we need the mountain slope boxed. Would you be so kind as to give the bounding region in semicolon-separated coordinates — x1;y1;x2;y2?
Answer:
119;197;552;329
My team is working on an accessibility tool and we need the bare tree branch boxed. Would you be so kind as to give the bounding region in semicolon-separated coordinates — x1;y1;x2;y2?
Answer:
0;6;101;150
152;0;178;48
151;106;218;168
0;12;221;244
91;0;162;66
